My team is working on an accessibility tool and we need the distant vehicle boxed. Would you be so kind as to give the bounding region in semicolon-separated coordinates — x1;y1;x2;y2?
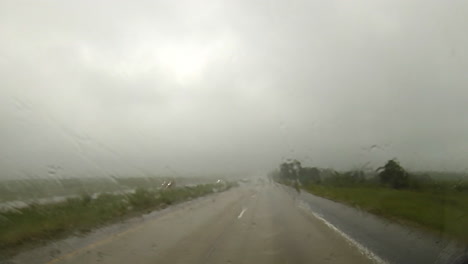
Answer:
216;179;227;187
161;180;176;189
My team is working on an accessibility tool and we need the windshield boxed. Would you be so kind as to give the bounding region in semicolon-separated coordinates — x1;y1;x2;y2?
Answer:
1;1;467;263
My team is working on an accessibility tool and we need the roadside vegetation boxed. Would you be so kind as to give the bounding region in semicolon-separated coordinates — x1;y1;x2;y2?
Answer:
0;182;237;253
0;176;215;202
270;159;468;244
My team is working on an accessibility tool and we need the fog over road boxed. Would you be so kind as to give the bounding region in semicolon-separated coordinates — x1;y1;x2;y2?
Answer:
9;182;465;264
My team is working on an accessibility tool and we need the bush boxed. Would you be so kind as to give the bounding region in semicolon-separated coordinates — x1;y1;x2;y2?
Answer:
127;188;157;209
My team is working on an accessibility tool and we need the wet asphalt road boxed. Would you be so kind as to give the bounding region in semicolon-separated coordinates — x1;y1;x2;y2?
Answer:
283;186;467;264
9;182;467;264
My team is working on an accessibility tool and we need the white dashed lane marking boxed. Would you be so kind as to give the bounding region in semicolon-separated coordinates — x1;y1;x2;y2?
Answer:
238;208;247;219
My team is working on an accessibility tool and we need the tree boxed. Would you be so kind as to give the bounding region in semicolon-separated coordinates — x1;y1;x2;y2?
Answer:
279;159;302;181
376;159;409;189
279;160;303;193
299;167;321;185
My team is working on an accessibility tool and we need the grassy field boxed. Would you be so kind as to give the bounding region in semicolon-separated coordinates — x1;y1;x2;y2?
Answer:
0;182;236;253
0;176;216;202
302;184;468;244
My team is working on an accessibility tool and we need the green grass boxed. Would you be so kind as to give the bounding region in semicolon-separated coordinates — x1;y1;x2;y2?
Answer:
0;177;218;202
0;182;236;252
303;184;468;245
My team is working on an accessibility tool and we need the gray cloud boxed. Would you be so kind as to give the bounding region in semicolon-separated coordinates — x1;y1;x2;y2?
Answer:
1;0;468;179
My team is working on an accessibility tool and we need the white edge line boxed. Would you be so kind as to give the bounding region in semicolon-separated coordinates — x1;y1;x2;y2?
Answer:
298;201;389;264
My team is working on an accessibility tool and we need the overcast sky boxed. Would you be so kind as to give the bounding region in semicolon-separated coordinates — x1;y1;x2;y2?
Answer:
1;0;467;179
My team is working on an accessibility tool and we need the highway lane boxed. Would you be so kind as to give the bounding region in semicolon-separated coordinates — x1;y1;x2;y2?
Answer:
13;183;376;264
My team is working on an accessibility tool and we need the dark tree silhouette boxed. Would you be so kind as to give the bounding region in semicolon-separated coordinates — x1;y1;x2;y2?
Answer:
279;159;302;181
299;167;321;185
377;159;409;189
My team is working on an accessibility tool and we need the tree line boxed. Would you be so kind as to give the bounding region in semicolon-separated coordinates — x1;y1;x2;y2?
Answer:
269;159;468;192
